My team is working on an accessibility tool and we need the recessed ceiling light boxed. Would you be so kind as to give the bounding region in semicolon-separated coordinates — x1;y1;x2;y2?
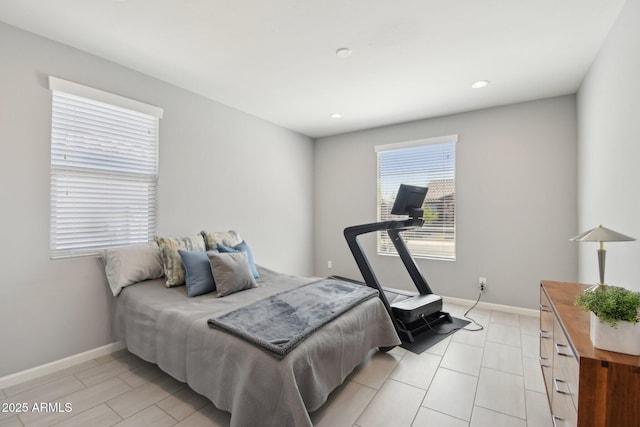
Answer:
335;48;352;58
329;113;342;119
471;80;490;89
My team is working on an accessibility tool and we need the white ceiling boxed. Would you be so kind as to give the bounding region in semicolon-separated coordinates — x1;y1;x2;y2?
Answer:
0;0;626;138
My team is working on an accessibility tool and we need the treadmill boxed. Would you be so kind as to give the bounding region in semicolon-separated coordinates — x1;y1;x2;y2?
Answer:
343;184;452;343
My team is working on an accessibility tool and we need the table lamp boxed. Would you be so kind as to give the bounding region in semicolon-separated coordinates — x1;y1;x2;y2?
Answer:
570;224;635;290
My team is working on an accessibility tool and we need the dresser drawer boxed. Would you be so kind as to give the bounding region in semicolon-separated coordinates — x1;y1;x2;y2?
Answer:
553;317;579;410
540;289;555;400
551;387;577;427
540;291;554;336
552;348;578;426
540;303;554;358
557;348;579;410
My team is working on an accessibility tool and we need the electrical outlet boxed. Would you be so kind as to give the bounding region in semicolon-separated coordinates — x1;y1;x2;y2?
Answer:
478;277;487;291
327;260;333;269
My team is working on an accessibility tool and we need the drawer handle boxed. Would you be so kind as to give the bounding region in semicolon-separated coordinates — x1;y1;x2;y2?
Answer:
555;343;572;357
540;330;551;339
552;415;563;427
540;304;552;312
539;357;551;368
553;377;571;395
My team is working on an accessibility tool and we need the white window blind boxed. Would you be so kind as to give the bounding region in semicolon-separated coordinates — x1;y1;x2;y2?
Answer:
376;135;457;260
49;78;162;258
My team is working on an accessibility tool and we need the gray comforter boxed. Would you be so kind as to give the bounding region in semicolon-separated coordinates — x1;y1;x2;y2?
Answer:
112;266;400;427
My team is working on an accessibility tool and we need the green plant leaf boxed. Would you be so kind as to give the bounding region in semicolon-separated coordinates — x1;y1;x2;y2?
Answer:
575;286;640;328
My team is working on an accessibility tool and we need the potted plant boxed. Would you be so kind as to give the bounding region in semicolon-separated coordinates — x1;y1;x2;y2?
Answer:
575;285;640;355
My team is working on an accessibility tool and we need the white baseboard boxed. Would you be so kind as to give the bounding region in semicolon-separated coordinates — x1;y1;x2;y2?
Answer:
0;341;125;390
442;295;539;317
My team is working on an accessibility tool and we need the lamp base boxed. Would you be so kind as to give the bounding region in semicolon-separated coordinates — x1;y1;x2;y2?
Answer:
585;283;607;292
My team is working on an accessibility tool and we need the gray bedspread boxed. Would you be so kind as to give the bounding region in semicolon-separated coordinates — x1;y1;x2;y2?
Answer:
112;266;400;427
208;278;378;358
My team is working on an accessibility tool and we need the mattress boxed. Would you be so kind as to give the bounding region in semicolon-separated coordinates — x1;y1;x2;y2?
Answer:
112;265;400;427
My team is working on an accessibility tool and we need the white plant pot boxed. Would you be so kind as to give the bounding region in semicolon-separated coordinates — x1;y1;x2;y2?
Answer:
590;312;640;356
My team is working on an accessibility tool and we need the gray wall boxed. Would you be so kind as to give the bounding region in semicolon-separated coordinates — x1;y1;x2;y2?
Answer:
314;96;578;309
0;22;314;377
577;0;640;290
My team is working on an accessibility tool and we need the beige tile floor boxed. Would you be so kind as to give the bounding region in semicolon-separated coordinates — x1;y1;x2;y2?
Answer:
0;302;552;426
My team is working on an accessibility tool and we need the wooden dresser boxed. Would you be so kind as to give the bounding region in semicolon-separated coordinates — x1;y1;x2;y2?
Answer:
540;281;640;427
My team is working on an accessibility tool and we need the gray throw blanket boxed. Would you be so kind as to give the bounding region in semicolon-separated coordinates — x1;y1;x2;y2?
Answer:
207;278;378;358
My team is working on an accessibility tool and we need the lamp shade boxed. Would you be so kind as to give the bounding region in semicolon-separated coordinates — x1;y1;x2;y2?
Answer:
570;225;635;243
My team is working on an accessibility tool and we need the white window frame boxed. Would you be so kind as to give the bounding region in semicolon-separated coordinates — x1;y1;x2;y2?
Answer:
376;135;457;260
49;77;163;258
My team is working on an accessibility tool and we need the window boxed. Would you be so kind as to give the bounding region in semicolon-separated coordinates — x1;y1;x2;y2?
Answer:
376;135;457;260
49;77;163;258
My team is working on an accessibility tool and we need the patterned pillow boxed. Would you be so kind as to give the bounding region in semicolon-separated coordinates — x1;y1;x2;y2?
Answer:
155;235;206;287
200;230;242;251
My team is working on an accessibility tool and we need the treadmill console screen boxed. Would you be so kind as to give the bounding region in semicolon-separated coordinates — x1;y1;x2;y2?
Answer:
390;184;428;217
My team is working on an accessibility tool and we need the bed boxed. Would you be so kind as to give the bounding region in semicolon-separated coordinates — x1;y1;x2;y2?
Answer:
111;264;400;427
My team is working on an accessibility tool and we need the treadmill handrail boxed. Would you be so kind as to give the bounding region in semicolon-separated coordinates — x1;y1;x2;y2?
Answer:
387;228;433;295
343;218;423;235
343;218;434;296
344;217;436;340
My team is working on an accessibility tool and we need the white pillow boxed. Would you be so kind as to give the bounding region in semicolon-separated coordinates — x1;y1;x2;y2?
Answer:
103;244;164;296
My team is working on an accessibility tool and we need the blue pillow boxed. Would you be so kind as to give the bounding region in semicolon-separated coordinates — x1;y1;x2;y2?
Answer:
216;240;259;278
178;249;217;297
